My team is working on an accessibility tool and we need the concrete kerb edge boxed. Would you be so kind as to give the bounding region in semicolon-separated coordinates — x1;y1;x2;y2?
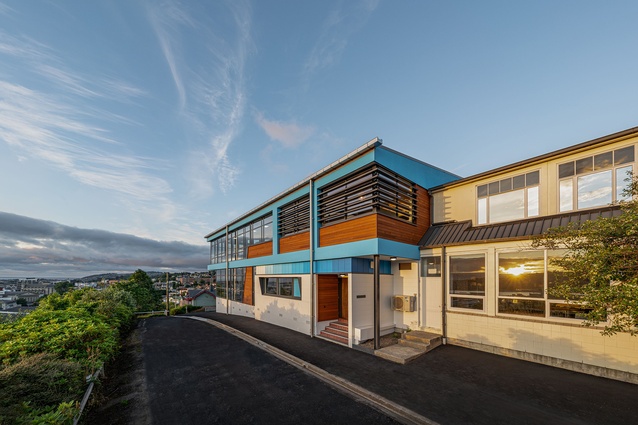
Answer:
177;315;439;425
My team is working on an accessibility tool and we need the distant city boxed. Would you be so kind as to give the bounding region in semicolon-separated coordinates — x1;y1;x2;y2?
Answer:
0;271;213;313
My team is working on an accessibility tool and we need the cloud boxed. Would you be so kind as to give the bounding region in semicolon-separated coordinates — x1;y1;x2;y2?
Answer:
146;0;252;197
303;0;379;77
0;212;209;278
255;112;315;148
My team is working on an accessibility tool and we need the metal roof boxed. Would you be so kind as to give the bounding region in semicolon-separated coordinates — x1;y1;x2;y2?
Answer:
419;206;623;248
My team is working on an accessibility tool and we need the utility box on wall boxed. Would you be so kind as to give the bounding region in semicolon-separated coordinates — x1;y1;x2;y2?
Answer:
392;295;416;312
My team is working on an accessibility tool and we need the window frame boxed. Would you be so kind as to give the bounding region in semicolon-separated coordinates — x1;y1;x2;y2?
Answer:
558;145;635;213
259;276;302;300
476;171;540;225
496;249;594;321
448;253;486;312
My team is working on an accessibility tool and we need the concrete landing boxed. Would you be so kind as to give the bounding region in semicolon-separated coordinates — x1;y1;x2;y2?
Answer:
374;344;427;364
374;331;443;364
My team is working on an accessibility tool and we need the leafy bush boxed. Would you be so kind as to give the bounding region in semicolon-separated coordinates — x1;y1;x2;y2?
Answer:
0;354;83;424
0;308;118;369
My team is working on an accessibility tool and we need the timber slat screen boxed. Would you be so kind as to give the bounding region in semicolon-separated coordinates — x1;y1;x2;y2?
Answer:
317;164;417;226
278;195;310;237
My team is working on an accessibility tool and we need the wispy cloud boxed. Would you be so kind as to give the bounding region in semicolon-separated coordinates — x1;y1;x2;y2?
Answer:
303;0;379;77
146;0;252;197
255;112;315;148
0;31;174;219
0;212;208;278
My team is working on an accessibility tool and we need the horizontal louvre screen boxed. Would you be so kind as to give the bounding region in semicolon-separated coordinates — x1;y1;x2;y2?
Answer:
318;164;417;226
278;195;310;237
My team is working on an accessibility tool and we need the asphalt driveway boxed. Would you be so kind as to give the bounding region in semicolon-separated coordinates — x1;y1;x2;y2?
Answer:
85;313;638;424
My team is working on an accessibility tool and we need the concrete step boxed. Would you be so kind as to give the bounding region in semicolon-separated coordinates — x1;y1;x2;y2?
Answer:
400;331;442;354
329;322;348;332
374;344;426;365
319;330;348;345
323;326;348;338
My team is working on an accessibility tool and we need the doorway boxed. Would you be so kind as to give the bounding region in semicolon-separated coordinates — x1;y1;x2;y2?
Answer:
317;274;348;322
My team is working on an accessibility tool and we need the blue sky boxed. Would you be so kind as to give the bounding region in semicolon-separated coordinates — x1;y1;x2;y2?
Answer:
1;0;638;278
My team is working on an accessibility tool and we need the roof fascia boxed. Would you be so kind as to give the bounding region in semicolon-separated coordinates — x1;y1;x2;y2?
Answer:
205;137;382;240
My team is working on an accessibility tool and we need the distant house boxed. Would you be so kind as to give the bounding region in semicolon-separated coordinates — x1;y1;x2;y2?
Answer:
182;289;216;308
0;296;17;310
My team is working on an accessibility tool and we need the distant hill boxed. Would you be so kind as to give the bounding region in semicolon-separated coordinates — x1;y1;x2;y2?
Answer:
77;271;166;282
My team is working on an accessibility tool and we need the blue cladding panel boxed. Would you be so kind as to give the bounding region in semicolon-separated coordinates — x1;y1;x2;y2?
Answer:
313;258;391;274
374;147;459;189
264;262;310;274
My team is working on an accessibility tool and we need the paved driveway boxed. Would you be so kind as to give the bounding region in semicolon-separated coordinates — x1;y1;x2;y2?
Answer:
85;314;638;425
86;316;399;424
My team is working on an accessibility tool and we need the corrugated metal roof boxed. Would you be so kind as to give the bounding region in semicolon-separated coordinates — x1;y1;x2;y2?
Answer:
420;206;623;248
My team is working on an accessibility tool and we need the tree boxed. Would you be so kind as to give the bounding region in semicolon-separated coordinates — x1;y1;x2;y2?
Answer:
16;298;27;306
54;281;74;294
114;269;163;312
533;175;638;336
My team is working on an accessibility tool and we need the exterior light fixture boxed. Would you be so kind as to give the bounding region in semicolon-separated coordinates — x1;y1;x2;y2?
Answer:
390;257;397;261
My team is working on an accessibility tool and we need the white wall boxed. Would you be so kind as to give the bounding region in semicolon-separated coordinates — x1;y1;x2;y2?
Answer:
253;274;312;335
350;274;395;343
392;262;419;330
447;312;638;378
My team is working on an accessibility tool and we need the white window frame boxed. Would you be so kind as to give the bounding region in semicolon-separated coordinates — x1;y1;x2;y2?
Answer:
447;253;487;313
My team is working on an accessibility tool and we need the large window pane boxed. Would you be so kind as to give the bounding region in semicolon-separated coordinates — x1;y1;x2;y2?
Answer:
577;170;612;209
550;303;593;319
559;179;573;212
527;186;539;217
498;299;545;317
279;277;293;297
498;251;544;298
451;297;483;310
450;255;485;295
478;198;487;225
489;189;525;223
616;165;633;202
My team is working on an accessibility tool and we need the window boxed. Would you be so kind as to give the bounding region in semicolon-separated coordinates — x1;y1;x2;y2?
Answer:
498;251;545;317
449;254;485;311
558;145;634;212
211;214;273;264
279;195;310;237
477;171;539;224
497;250;593;319
214;269;226;299
421;256;441;277
259;277;301;299
210;235;227;264
317;164;417;226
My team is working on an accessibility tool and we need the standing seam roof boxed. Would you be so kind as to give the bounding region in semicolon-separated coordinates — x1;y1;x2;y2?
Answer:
420;206;622;248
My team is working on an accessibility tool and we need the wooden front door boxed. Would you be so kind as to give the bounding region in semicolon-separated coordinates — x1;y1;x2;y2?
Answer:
317;275;339;322
339;276;348;320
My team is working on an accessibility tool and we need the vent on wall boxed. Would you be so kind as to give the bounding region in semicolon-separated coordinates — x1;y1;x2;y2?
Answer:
392;295;416;312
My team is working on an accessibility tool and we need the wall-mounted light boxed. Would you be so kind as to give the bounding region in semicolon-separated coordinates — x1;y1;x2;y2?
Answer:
390;257;397;261
338;274;347;278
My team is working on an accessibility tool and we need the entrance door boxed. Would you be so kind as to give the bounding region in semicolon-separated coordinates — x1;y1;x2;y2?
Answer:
317;275;339;322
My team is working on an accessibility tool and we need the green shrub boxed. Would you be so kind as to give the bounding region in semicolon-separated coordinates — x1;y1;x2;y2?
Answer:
0;308;118;369
0;354;83;424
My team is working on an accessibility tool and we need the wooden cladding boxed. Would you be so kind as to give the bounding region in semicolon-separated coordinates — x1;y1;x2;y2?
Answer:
319;215;376;247
320;186;430;247
243;266;254;305
279;231;310;254
247;241;273;258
